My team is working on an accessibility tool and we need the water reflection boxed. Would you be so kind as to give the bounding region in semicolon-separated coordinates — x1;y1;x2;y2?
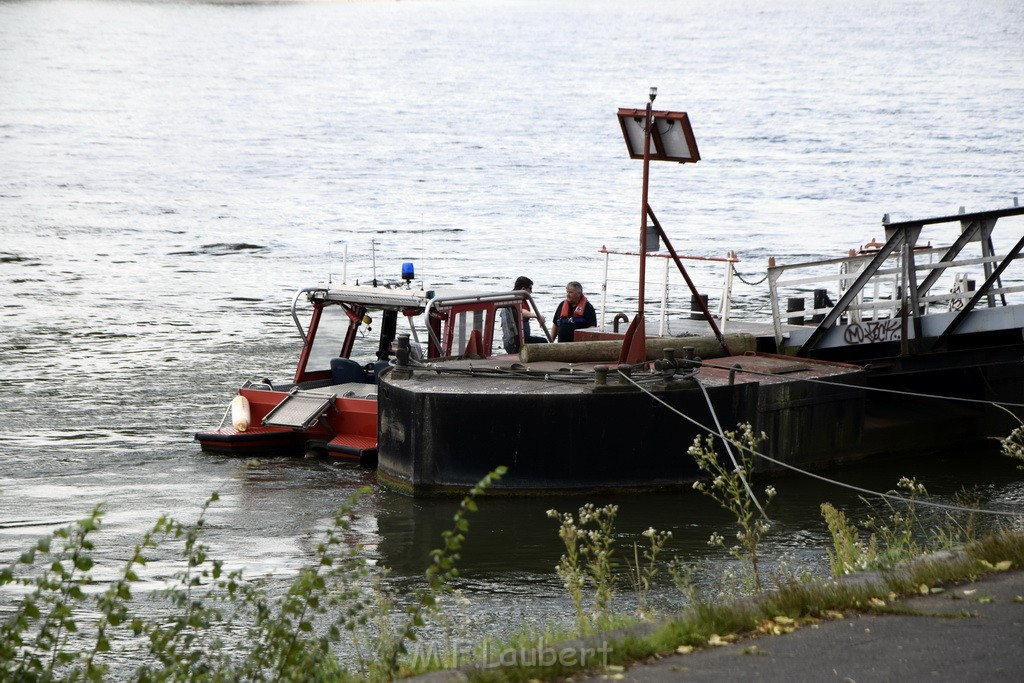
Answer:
372;446;1022;583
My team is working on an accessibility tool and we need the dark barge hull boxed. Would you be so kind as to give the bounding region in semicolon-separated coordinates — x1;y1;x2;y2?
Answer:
376;354;869;496
803;335;1024;442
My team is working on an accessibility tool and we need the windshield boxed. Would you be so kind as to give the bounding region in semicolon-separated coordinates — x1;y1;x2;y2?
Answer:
303;304;356;374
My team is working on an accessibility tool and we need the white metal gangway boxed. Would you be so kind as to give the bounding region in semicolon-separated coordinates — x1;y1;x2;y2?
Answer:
767;205;1024;356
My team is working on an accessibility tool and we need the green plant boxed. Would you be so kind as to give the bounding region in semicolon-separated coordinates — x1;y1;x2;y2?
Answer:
384;465;507;677
999;418;1024;470
547;503;619;632
547;508;586;633
929;486;984;550
1;467;509;682
820;502;878;576
624;527;673;620
688;423;774;591
0;506;103;682
548;505;674;632
822;475;1009;579
347;568;398;678
667;557;704;608
860;476;927;567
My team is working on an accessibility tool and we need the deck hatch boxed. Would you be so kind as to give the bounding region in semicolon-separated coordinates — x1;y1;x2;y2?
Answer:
262;390;335;430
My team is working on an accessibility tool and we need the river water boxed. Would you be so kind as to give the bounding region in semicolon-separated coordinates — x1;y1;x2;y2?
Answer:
2;0;1024;662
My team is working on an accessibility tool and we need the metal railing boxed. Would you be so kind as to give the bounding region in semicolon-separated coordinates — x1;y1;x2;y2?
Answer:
598;246;739;336
767;205;1024;355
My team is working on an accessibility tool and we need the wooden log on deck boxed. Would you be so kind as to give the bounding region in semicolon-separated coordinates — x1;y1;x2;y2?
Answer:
519;333;756;363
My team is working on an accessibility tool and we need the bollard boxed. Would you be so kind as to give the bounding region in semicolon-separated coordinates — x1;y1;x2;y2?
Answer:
812;289;832;323
787;297;805;325
661;347;677;378
594;365;609;386
616;363;632;385
690;294;709;320
391;333;414;379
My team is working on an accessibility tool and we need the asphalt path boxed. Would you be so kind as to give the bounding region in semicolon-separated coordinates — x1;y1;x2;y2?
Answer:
577;569;1024;682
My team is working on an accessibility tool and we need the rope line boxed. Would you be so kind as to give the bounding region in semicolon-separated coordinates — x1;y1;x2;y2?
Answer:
693;377;770;520
699;359;1024;410
615;369;1022;519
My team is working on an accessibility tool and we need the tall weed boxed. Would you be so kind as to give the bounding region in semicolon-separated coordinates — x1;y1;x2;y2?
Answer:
1;467;506;682
688;423;775;591
547;504;672;632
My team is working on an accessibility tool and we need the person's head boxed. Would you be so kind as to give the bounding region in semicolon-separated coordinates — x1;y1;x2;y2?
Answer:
513;276;534;292
565;281;583;304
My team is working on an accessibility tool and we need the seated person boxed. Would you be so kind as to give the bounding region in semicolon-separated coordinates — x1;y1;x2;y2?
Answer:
501;276;547;353
551;280;596;342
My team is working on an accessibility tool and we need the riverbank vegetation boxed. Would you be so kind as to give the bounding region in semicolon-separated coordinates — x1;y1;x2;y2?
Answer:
2;424;1022;681
0;469;507;682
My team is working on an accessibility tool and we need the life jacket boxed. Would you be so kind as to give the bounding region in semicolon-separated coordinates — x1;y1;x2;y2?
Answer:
558;296;589;323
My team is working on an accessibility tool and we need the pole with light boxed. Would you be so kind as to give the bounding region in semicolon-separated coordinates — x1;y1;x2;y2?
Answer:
638;86;657;318
616;89;726;361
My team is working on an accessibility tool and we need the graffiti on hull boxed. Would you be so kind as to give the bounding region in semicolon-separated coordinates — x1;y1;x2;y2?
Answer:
843;319;901;344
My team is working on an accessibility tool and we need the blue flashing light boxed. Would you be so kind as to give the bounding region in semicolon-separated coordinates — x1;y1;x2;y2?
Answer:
401;262;415;282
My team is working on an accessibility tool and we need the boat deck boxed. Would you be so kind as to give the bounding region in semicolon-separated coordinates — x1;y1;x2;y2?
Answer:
405;352;862;395
378;350;868;493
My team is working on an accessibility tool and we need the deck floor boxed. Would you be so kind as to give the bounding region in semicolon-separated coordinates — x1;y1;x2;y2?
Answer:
397;351;862;395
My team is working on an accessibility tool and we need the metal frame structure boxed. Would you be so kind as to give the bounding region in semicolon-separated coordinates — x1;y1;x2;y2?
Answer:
767;205;1024;357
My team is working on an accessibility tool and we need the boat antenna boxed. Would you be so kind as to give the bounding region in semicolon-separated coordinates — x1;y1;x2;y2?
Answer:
371;238;378;287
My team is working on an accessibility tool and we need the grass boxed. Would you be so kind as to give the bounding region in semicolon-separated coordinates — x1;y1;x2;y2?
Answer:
442;528;1024;682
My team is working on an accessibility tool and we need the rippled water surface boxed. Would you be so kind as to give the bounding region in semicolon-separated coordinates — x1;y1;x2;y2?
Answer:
2;0;1023;655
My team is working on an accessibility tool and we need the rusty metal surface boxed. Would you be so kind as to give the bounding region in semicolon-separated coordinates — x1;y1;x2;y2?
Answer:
388;352;862;396
699;353;863;385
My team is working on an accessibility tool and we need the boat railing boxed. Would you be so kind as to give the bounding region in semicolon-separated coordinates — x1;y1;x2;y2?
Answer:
597;246;739;335
768;204;1024;355
424;290;551;357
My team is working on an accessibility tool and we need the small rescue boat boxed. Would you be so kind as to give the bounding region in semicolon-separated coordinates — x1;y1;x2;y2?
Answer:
194;265;546;466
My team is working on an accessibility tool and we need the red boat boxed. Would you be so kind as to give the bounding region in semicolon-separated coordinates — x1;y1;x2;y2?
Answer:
195;270;543;466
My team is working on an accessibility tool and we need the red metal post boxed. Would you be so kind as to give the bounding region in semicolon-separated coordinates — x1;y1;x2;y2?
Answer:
638;97;653;317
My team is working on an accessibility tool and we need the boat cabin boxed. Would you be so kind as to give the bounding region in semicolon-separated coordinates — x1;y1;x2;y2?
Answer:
196;280;547;462
292;283;547;387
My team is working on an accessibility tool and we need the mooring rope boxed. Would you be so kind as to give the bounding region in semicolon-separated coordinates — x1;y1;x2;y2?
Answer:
693;376;770;520
698;358;1024;411
410;354;1024;411
401;355;1021;517
615;368;1023;519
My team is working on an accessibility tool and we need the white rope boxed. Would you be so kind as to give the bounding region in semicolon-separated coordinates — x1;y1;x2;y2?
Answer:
699;359;1024;410
616;370;1023;519
692;376;769;520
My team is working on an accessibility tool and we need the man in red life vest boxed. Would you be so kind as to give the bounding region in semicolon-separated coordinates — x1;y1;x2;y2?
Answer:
552;281;597;342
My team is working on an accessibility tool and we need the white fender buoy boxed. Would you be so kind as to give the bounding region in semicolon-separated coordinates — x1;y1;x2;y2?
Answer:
230;395;250;432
